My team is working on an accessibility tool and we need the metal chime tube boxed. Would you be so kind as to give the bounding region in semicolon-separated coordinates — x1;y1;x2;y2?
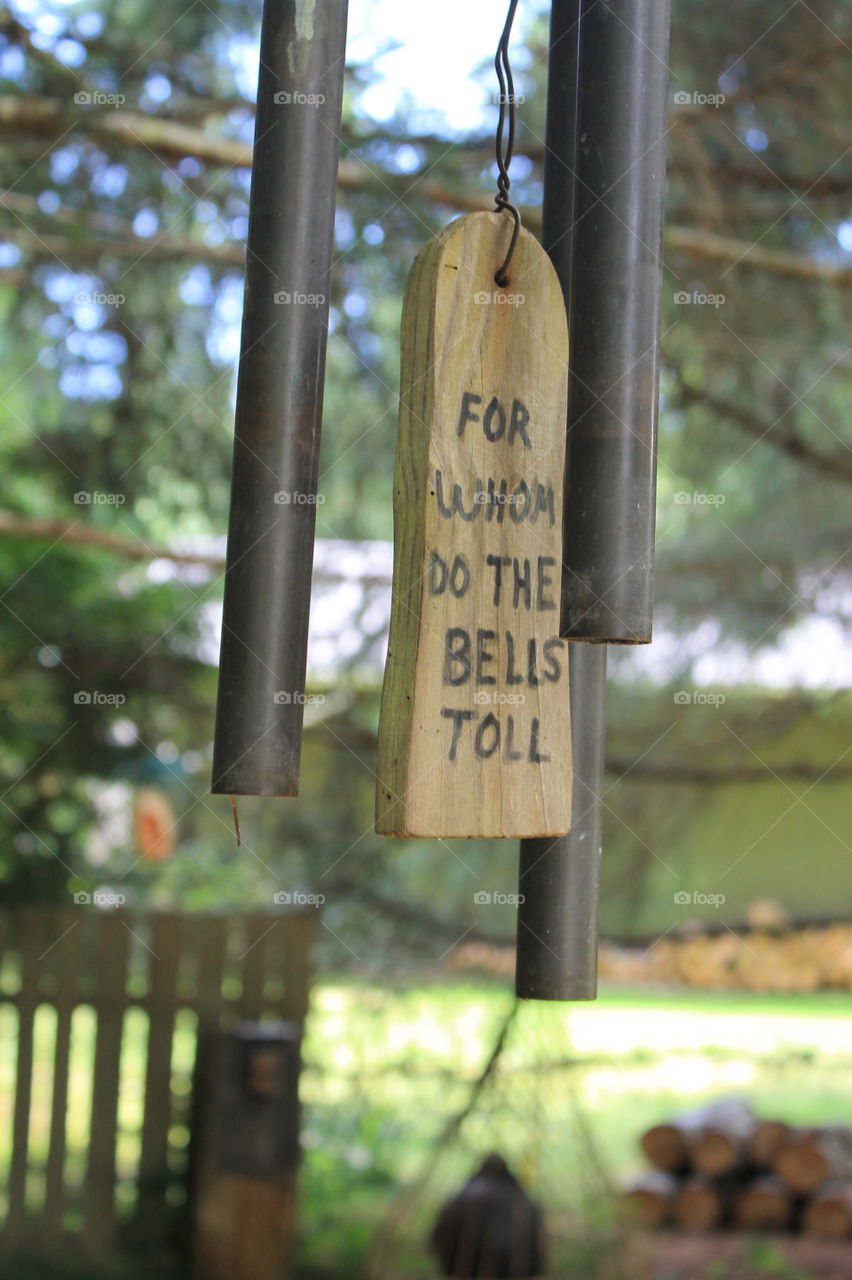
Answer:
517;0;670;998
560;0;671;643
516;645;606;1000
213;1;349;796
516;0;607;1001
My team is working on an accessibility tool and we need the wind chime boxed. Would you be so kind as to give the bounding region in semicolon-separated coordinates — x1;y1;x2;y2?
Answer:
212;0;671;1001
376;5;571;840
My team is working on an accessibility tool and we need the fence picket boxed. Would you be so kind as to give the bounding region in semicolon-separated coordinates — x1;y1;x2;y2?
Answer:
0;909;313;1270
42;910;82;1252
137;912;182;1247
80;911;131;1261
240;914;270;1020
6;907;45;1247
280;912;316;1022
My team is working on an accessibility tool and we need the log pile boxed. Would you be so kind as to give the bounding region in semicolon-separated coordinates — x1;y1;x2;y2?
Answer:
600;922;852;992
621;1101;852;1238
447;916;852;992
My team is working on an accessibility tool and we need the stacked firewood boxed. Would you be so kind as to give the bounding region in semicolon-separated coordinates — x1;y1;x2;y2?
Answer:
621;1100;852;1238
447;913;852;992
599;922;852;992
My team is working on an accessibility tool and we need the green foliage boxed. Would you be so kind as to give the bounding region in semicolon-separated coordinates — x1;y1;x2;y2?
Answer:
0;0;849;959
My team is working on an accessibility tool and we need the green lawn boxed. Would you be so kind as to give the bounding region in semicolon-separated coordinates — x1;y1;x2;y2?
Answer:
2;977;852;1277
298;978;852;1276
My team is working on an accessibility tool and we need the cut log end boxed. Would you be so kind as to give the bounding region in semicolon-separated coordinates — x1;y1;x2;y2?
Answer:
692;1131;741;1177
620;1172;678;1229
674;1178;727;1232
802;1183;852;1239
734;1177;794;1232
775;1129;852;1194
641;1124;688;1173
748;1120;792;1169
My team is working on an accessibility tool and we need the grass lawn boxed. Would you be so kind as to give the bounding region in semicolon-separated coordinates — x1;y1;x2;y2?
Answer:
297;977;852;1276
2;975;851;1277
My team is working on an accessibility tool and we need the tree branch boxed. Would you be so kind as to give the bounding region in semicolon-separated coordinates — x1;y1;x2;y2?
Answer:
673;36;852;119
0;510;226;565
672;376;852;485
0;94;252;167
605;758;852;785
515;144;852;199
3;96;852;290
0;512;388;588
328;874;508;949
0;222;245;270
2;513;848;784
664;225;852;288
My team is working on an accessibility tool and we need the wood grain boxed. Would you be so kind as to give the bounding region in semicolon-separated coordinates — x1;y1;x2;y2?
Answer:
376;211;571;837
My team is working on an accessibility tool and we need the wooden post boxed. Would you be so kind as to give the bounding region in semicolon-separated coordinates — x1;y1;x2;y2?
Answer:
193;1022;302;1280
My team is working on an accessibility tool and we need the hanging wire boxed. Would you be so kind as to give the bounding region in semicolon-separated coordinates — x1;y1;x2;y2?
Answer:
229;794;242;846
493;0;522;286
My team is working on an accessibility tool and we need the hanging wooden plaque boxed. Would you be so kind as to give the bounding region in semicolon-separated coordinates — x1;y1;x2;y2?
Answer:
376;212;571;838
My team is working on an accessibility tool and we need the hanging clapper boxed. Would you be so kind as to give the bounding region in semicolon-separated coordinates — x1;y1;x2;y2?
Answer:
375;1;572;839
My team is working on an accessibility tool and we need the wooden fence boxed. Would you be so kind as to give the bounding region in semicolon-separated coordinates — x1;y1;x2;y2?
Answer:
0;906;315;1268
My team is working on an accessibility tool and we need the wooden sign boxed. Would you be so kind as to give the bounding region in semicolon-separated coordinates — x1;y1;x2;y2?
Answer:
376;212;572;838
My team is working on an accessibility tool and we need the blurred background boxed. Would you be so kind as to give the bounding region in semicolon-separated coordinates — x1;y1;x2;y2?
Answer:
0;0;851;1276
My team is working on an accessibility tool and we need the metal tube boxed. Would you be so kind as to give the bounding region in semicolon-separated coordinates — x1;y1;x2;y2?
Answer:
516;0;605;1002
516;644;606;1000
561;0;671;643
212;1;349;796
539;0;582;297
